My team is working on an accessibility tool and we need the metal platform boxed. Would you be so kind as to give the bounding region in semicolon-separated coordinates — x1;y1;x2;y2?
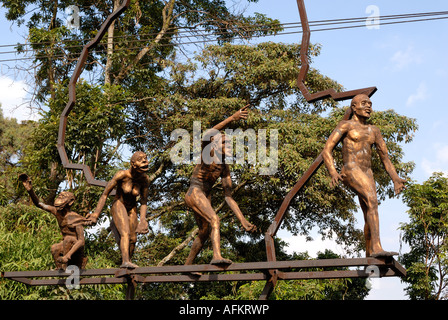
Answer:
1;257;406;299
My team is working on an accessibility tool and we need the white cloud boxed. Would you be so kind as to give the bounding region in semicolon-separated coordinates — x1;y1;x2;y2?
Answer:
421;144;448;177
0;75;38;122
406;82;428;107
390;45;422;70
283;232;346;258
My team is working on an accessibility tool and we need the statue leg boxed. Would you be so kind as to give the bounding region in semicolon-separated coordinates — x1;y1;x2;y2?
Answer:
343;168;385;257
128;207;138;259
185;187;232;265
185;212;211;265
111;201;138;268
51;242;64;270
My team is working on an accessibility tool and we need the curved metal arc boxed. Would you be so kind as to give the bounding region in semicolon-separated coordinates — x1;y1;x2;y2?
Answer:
57;0;131;187
296;0;377;103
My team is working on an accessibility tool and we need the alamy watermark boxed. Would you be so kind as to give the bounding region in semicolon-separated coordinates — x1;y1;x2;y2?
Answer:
365;5;380;29
65;265;80;290
169;121;278;175
365;265;381;290
65;5;80;30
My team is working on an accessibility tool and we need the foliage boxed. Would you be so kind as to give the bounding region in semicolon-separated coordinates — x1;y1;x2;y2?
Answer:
400;172;448;300
0;107;36;205
200;250;369;300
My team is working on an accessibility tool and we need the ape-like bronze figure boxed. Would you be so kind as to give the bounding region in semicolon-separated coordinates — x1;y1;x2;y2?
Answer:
19;174;87;270
86;151;150;269
322;94;406;257
184;105;256;266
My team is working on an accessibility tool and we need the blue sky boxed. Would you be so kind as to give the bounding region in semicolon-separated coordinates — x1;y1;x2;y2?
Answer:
1;0;447;299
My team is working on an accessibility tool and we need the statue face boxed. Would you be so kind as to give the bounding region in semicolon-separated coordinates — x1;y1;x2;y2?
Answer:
54;191;75;210
131;152;149;173
212;134;232;159
352;94;373;119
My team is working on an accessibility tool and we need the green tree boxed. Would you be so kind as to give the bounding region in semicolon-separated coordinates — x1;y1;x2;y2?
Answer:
0;107;36;205
400;172;448;300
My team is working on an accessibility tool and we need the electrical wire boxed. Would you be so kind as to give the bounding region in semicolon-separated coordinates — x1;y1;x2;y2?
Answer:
0;11;447;63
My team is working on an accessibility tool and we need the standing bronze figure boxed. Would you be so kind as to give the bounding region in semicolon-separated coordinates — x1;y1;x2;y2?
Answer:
185;105;257;266
322;94;406;257
86;151;150;268
19;174;88;270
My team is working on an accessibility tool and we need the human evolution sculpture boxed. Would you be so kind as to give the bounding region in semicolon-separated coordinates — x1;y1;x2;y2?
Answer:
36;0;404;272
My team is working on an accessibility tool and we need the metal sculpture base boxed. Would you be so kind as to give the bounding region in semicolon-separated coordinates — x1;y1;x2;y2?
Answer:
2;257;405;300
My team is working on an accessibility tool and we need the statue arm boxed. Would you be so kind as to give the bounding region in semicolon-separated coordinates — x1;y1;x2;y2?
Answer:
63;225;85;261
211;104;249;132
322;122;347;187
20;174;56;215
86;172;121;223
374;127;406;194
222;166;256;232
136;179;149;234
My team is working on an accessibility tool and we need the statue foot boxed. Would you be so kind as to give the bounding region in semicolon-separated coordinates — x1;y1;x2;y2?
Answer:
210;258;233;265
120;261;139;269
370;250;398;258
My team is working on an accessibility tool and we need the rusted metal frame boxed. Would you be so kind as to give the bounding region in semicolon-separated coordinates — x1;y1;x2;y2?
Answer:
261;0;379;299
57;0;131;188
2;267;403;286
1;257;404;286
1;257;398;280
295;0;377;103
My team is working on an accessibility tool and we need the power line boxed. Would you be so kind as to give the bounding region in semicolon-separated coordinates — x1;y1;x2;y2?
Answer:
0;11;447;63
1;10;447;49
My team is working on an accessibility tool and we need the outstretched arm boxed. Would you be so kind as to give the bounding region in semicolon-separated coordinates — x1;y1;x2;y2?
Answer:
222;166;256;232
212;104;249;132
374;127;406;195
86;172;121;224
19;174;56;215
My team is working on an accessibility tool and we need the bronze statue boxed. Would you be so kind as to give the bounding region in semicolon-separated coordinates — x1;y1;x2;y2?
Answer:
19;174;88;270
322;94;406;257
86;151;150;269
184;105;257;266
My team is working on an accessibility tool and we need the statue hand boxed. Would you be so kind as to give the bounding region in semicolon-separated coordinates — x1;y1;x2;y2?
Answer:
85;214;98;226
136;220;149;234
330;172;344;188
58;255;69;264
232;104;249;121
242;221;257;233
19;173;32;191
393;177;406;195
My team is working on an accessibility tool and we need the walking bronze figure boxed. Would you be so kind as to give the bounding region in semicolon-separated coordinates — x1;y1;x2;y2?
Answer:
184;105;256;266
322;94;406;257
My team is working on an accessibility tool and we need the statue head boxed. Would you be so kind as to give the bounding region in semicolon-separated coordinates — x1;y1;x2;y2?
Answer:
350;94;372;119
54;191;75;210
130;151;149;173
